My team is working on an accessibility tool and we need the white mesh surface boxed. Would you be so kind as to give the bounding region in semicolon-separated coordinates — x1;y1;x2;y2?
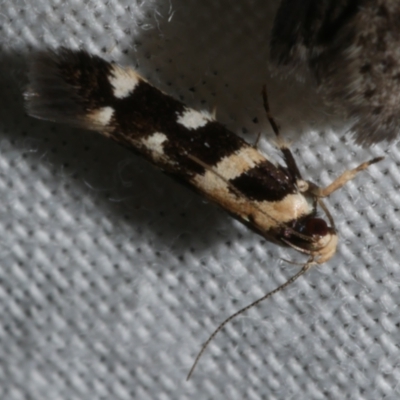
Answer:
1;1;400;399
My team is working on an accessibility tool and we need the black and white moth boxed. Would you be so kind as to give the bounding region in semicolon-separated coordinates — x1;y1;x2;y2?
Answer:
270;0;400;146
25;48;381;378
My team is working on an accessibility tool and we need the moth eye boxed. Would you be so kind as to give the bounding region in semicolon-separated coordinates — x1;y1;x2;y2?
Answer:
304;218;328;237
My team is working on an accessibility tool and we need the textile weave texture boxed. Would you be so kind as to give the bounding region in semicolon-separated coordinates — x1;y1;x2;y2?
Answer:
0;1;399;399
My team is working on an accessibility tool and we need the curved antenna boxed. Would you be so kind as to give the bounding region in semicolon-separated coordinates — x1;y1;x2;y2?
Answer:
281;238;316;256
186;261;314;380
187;153;316;244
317;198;335;229
262;84;302;180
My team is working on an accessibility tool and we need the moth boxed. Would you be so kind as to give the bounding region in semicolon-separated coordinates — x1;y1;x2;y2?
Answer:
25;48;381;378
270;0;400;146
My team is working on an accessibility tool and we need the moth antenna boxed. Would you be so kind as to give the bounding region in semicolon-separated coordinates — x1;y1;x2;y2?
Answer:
187;154;280;227
262;84;280;137
187;154;251;199
262;85;302;180
186;262;313;380
281;238;315;256
187;154;314;243
279;258;306;266
317;157;384;198
317;198;335;229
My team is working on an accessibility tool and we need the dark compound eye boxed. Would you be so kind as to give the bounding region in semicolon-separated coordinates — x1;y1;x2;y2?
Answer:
304;217;328;237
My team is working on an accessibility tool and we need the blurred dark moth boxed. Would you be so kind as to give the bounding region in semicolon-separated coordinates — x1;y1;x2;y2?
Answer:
271;0;400;145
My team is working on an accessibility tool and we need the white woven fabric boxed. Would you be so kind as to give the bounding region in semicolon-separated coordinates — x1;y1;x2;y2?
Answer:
0;1;399;399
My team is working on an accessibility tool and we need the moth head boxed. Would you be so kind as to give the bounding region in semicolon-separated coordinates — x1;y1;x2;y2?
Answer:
305;217;338;264
283;216;338;264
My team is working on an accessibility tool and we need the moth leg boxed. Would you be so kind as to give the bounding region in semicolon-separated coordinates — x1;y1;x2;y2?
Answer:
262;85;302;180
317;157;383;198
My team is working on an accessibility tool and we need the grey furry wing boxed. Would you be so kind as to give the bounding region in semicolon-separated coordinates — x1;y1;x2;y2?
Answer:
270;0;400;146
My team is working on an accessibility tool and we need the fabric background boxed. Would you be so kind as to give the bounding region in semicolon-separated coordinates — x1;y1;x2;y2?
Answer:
0;1;400;399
